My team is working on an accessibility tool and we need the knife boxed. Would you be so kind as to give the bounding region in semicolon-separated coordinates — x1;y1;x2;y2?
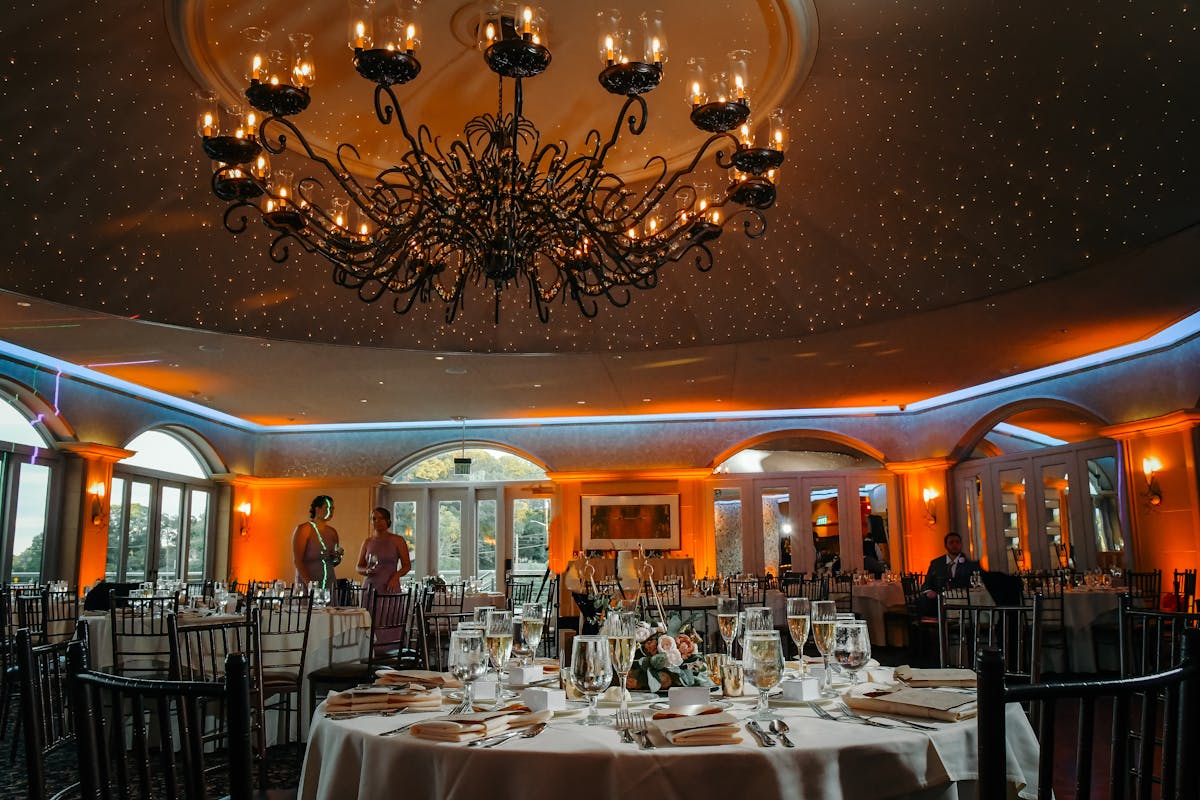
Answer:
745;721;776;747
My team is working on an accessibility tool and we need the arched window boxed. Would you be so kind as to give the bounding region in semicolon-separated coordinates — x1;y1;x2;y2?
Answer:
0;398;57;584
106;430;214;583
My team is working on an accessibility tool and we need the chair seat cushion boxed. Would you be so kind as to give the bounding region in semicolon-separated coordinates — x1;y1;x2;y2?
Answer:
308;661;374;682
261;668;301;687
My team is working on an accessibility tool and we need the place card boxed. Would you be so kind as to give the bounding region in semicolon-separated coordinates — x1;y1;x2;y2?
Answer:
521;687;567;711
509;665;544;686
668;686;710;710
779;677;822;701
473;679;498;700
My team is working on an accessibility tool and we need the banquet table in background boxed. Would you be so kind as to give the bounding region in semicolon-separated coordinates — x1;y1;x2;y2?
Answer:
299;699;1039;800
563;557;696;592
851;581;906;646
1061;587;1123;673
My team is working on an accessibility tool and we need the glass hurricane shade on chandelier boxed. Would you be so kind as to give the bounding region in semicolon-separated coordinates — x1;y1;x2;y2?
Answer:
198;2;787;323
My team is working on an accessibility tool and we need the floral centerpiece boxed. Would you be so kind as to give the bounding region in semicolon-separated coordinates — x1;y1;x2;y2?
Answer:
626;611;713;692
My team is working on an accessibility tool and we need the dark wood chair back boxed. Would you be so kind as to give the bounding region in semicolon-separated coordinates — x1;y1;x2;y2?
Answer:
1126;569;1163;610
977;627;1200;800
43;590;80;645
506;578;535;610
17;623;83;800
1172;569;1197;613
109;594;180;678
367;588;416;669
67;640;255;800
938;595;1042;684
1119;595;1200;677
728;578;766;608
827;575;854;614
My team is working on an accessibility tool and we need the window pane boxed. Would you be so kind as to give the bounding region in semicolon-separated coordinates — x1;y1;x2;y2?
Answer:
396;449;546;482
476;498;497;591
0;400;48;447
187;490;209;580
105;477;126;580
158;485;183;580
120;431;208;479
858;483;890;573
761;489;790;575
1041;464;1071;570
125;482;153;583
1088;456;1123;569
512;498;549;576
999;468;1027;571
810;485;840;573
437;500;461;582
11;462;50;583
392;501;417;575
714;488;743;576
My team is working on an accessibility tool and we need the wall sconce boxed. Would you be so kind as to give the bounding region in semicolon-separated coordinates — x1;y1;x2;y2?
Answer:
1142;457;1163;506
237;501;252;536
87;482;106;526
922;488;939;526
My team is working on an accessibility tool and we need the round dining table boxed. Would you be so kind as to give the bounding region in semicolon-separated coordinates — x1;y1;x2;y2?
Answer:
299;692;1039;800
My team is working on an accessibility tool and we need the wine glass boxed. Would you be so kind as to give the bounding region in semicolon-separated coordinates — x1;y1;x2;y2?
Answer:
484;610;514;709
786;597;811;669
717;597;740;661
742;630;785;721
833;620;871;685
520;602;544;665
603;611;637;718
811;600;838;697
448;629;489;714
473;605;496;624
365;552;379;574
571;635;613;726
743;606;773;633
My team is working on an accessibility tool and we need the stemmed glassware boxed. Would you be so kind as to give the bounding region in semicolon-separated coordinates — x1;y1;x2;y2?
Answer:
570;635;613;726
447;629;489;713
743;606;773;633
717;597;740;660
364;552;379;574
603;610;638;718
742;630;785;721
484;610;514;709
811;600;838;696
786;597;811;670
520;602;544;665
833;619;871;685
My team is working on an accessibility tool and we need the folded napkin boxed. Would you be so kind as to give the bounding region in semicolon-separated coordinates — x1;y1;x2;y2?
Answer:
651;704;727;720
409;705;553;743
894;666;977;687
650;710;742;746
375;669;464;689
325;686;443;712
844;685;977;722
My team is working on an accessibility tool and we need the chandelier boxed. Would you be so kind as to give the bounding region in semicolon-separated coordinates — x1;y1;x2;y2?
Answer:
197;3;787;323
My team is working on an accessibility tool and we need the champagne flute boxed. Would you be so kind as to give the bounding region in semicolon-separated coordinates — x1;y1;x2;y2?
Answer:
448;629;488;713
485;610;514;709
811;600;838;697
786;597;811;669
833;620;871;685
520;602;544;664
571;635;613;726
717;596;740;661
603;611;638;717
742;630;785;721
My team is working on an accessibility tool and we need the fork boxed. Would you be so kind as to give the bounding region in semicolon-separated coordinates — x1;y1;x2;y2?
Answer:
807;701;887;728
631;711;656;750
835;701;898;729
614;709;636;744
837;701;936;731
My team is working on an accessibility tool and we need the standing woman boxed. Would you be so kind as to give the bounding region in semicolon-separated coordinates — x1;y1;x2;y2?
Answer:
293;495;344;592
356;506;412;596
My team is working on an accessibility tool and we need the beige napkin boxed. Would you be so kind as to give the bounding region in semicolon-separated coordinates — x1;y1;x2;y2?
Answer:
894;666;977;687
409;705;552;743
650;710;742;746
375;669;464;689
844;686;977;722
325;686;443;712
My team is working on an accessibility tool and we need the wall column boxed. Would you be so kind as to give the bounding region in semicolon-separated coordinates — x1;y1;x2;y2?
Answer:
54;442;134;590
886;457;954;573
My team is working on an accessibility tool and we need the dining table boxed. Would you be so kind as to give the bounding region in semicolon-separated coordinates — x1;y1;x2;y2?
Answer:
299;688;1039;800
1060;586;1124;673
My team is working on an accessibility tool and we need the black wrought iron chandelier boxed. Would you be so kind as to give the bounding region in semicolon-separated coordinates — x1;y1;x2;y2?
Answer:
198;3;786;323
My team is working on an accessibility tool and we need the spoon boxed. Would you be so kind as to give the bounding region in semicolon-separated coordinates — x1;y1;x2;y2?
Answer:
770;719;795;747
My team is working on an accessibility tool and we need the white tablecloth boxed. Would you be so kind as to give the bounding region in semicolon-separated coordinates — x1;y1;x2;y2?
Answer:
852;581;906;646
299;697;1039;800
1061;589;1122;673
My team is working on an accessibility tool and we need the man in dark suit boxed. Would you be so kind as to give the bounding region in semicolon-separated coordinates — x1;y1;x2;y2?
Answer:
922;531;981;601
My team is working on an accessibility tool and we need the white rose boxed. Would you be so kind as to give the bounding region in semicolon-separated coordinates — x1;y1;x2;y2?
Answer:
658;635;678;652
634;625;652;643
664;649;683;667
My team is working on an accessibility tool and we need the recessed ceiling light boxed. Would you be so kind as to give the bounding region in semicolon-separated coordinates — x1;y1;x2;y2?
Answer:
16;301;31;307
642;398;651;402
533;383;542;388
434;355;445;361
446;367;467;375
360;399;367;403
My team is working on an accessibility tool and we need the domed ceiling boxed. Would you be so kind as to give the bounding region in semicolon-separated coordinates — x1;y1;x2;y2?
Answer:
0;1;1196;424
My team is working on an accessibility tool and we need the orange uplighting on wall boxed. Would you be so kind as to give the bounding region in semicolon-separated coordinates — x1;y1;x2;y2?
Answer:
87;481;106;526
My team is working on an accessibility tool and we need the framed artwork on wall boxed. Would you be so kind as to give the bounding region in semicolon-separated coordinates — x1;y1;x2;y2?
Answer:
580;494;680;551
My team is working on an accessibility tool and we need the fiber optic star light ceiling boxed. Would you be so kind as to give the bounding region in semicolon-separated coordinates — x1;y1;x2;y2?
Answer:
190;1;809;324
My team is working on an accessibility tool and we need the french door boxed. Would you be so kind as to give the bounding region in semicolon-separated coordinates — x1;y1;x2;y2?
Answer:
105;472;212;583
0;450;59;584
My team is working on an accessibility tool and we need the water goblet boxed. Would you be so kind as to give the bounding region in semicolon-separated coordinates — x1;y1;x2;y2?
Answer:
833;620;871;685
448;629;489;714
520;602;544;664
743;606;773;633
811;600;838;697
485;610;514;709
716;596;740;661
571;635;613;726
473;605;496;625
603;610;638;718
786;597;811;669
743;630;785;720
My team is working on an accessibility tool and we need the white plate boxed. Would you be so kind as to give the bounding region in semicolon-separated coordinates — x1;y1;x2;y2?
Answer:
647;700;731;713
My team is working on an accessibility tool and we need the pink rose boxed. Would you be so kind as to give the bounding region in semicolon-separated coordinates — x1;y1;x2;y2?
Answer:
676;636;696;658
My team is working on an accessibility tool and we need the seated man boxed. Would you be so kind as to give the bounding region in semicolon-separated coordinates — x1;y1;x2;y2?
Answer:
921;532;981;612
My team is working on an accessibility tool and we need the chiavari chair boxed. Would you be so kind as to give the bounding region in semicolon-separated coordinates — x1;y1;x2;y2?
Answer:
17;622;86;800
253;591;312;744
108;594;181;679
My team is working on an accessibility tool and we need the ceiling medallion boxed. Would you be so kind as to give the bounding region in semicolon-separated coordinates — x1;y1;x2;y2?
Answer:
197;2;787;323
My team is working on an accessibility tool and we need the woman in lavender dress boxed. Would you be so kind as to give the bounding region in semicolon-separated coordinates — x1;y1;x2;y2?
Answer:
356;506;412;598
292;495;343;593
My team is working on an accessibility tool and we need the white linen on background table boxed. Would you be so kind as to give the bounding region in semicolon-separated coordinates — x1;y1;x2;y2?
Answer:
299;698;1038;800
1061;589;1122;673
